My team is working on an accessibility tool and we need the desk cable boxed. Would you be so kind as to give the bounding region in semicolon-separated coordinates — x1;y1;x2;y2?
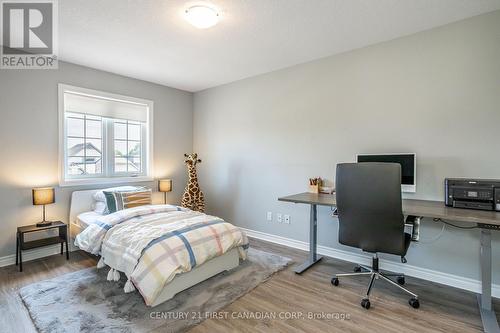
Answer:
416;218;479;244
417;222;446;244
433;218;479;229
331;212;477;243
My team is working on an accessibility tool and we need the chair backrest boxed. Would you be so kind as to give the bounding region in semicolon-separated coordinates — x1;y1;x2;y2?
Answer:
335;162;405;255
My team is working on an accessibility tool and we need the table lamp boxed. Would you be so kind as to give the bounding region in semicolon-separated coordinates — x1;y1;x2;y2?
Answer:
158;179;172;204
32;187;55;227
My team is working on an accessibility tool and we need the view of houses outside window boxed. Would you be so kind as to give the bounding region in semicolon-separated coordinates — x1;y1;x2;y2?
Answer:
65;114;145;177
113;120;142;174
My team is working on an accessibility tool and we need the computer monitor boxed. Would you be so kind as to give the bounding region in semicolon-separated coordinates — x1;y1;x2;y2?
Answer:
356;153;416;193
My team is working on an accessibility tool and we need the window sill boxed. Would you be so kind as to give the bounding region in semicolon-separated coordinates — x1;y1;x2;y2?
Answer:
59;176;154;187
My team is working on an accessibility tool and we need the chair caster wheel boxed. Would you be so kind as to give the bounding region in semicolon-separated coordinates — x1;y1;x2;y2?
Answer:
361;298;371;309
397;276;405;285
409;298;420;309
331;277;339;286
354;266;362;272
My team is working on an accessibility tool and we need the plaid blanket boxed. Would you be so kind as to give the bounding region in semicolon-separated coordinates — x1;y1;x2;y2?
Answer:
75;205;248;306
75;205;185;255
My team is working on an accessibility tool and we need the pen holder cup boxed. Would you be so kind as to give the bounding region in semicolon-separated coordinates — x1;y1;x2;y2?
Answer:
308;185;320;194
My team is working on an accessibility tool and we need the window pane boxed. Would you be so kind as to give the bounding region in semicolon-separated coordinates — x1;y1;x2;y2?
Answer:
85;157;102;175
67;117;84;137
114;141;127;157
67;138;85;156
128;124;141;141
86;119;102;138
114;157;128;172
86;139;102;157
114;122;127;140
130;158;141;172
128;141;141;156
67;157;85;175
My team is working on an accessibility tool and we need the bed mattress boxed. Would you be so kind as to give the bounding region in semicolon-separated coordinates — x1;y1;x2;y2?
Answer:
76;211;102;229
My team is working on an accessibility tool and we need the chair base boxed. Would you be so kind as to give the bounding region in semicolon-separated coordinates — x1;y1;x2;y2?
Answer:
331;256;420;309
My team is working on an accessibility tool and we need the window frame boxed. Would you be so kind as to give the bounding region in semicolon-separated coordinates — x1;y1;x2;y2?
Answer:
58;84;154;187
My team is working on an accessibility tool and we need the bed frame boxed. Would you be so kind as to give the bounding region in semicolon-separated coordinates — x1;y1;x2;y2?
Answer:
69;189;240;307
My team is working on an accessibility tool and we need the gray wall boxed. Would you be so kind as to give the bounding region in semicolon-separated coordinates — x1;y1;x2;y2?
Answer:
0;61;193;257
194;11;500;284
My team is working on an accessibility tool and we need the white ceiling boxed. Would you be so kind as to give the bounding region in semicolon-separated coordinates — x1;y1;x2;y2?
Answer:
60;0;500;92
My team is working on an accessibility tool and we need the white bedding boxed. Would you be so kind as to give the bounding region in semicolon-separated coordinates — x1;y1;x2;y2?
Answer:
76;211;102;229
75;205;249;306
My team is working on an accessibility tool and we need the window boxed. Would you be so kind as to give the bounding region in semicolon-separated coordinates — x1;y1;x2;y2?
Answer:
59;84;153;186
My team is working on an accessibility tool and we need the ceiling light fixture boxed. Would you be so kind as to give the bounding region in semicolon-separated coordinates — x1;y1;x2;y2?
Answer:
184;5;219;29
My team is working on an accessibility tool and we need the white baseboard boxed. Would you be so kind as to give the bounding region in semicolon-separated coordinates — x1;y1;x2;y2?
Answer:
0;242;80;268
241;227;500;299
0;245;61;268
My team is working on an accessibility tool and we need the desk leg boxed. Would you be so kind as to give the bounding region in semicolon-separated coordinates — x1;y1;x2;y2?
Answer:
478;229;499;333
294;204;323;274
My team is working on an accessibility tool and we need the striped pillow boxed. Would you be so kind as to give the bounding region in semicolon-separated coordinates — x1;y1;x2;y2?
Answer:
104;189;152;213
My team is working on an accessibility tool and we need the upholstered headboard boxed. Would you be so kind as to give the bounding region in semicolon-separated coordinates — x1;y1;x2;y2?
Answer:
69;189;99;238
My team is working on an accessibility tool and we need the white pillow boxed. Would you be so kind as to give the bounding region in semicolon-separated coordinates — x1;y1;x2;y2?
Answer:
92;201;107;215
93;186;143;202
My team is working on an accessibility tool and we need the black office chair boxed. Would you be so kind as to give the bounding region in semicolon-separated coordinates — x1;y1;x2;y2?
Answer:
331;162;419;310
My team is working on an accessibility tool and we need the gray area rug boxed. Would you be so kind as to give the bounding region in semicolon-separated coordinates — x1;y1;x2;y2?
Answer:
19;248;291;333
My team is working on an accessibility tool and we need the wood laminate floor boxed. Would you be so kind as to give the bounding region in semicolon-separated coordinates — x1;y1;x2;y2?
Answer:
0;238;498;332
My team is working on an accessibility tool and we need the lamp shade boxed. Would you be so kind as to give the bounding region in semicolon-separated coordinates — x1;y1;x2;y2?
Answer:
32;188;55;205
158;179;172;192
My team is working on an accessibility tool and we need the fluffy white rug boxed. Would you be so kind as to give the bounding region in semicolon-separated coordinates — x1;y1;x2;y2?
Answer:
20;248;291;333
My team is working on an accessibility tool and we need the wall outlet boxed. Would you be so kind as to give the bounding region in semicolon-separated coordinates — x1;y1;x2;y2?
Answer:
284;215;291;224
277;213;283;223
266;212;273;221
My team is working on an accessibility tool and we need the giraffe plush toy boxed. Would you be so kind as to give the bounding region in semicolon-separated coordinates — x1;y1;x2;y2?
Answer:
181;153;205;212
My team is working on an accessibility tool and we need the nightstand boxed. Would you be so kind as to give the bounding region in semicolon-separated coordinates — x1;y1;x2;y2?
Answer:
16;221;69;272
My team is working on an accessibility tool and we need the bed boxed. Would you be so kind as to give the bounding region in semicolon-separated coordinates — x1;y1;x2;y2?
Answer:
69;189;246;307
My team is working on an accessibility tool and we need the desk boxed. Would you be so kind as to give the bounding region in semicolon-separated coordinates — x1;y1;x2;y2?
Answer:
278;192;499;333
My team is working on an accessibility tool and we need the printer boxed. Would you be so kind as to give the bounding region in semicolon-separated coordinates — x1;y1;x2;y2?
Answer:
445;178;500;211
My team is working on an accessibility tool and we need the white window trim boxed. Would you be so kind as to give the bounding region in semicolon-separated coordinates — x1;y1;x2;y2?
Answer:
58;84;154;187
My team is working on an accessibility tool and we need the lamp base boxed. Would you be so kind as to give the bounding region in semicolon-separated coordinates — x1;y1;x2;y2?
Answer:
36;221;53;227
